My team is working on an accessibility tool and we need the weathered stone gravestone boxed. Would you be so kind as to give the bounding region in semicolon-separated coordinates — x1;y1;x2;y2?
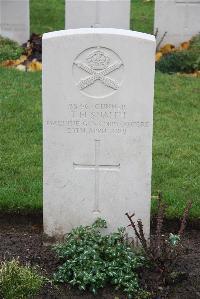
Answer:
0;0;29;44
43;28;155;238
65;0;131;29
154;0;200;47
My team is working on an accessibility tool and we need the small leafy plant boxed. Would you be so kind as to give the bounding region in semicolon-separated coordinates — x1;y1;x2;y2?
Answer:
0;36;23;62
0;259;45;299
53;218;147;298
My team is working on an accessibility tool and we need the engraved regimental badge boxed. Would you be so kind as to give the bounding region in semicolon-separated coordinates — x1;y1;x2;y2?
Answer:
73;47;124;98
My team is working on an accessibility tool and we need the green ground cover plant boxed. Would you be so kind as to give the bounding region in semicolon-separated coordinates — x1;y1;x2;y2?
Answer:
0;36;23;62
0;259;45;299
53;218;148;298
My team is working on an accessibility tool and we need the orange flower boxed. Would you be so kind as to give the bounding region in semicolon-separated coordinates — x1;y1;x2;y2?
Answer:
160;44;175;54
155;52;163;62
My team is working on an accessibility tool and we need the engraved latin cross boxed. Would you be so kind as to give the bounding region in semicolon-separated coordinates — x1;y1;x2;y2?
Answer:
73;140;120;212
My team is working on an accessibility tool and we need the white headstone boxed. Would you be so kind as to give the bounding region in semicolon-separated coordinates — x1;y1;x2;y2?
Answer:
43;28;155;238
154;0;200;47
65;0;131;29
0;0;29;44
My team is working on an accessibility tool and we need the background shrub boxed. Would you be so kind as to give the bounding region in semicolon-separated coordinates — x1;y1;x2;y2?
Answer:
156;34;200;73
0;259;45;299
53;218;148;298
0;36;23;62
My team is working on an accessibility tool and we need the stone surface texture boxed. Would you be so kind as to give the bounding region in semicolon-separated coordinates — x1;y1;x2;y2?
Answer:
65;0;130;29
0;0;29;44
154;0;200;47
43;28;155;238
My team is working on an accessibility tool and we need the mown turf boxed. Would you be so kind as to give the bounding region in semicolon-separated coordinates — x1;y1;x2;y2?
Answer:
0;0;199;218
30;0;65;34
131;0;154;34
30;0;154;35
0;68;42;211
152;73;200;218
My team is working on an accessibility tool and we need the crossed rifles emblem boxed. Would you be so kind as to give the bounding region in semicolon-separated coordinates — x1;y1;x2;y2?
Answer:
74;49;123;91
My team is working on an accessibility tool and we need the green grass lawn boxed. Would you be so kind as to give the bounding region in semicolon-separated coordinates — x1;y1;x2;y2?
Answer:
30;0;154;35
0;68;42;211
131;0;154;34
0;0;200;218
30;0;65;34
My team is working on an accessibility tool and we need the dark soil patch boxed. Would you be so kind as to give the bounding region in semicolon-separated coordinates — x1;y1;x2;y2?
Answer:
0;221;200;299
0;211;199;230
0;211;43;225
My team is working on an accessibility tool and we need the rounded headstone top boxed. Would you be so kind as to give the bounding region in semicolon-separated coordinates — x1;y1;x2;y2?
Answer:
43;28;155;43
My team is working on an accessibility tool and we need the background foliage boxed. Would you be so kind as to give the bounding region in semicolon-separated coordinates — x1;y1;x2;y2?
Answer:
0;36;23;62
157;35;200;73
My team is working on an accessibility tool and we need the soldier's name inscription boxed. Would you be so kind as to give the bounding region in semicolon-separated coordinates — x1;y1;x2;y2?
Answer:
46;102;150;135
